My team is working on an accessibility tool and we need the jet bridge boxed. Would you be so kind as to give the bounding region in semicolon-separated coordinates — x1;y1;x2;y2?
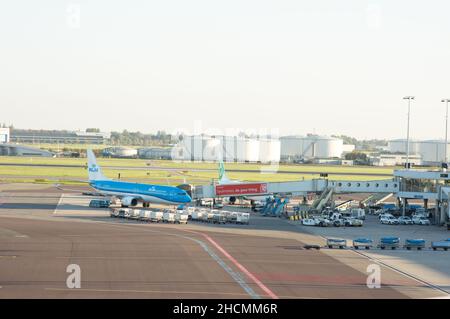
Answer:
194;178;399;199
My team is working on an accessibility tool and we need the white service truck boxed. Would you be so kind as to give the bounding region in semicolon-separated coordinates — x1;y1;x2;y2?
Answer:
236;212;250;225
139;210;151;221
151;211;164;223
350;208;366;220
192;210;203;221
175;213;189;224
163;211;175;223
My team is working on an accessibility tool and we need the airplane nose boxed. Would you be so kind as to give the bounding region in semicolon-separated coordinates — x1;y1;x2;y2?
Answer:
185;195;192;203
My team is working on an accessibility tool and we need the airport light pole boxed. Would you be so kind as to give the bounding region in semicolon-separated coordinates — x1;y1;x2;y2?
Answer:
403;96;415;169
402;96;414;216
442;99;450;164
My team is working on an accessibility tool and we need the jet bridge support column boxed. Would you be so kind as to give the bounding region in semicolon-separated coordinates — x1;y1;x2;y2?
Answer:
438;187;450;225
401;198;408;216
440;201;448;225
330;193;335;209
434;201;440;225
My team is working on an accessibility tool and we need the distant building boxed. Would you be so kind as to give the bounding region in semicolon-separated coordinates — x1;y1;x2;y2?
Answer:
370;154;422;167
0;128;10;143
102;147;137;158
0;144;54;157
10;129;111;144
138;147;172;160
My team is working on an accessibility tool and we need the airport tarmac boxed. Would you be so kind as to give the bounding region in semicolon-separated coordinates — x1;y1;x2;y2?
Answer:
0;183;448;299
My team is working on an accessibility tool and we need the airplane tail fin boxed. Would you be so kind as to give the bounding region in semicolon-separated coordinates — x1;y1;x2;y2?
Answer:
87;149;108;181
218;160;230;183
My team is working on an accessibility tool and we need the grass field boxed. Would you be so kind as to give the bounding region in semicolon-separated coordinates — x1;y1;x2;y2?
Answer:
0;155;399;172
0;155;399;185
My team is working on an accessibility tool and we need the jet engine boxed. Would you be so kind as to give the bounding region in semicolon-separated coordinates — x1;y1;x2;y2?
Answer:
121;196;138;207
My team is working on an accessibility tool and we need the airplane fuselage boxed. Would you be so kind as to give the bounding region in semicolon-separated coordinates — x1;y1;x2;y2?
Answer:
90;180;191;205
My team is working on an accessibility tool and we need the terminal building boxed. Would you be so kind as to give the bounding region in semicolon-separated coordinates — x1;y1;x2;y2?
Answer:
10;129;111;144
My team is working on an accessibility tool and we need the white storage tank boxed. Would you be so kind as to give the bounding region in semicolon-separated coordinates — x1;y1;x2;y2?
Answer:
175;135;278;163
315;136;343;158
244;139;260;162
418;140;448;163
235;138;246;162
280;135;343;160
388;139;419;154
170;144;186;161
175;135;191;161
300;137;316;158
192;135;205;161
300;136;342;159
202;136;222;161
280;136;303;160
258;139;280;163
270;139;281;162
220;136;237;163
177;135;205;161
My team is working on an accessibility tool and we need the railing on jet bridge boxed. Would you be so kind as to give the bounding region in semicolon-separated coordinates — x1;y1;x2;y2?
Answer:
328;180;399;194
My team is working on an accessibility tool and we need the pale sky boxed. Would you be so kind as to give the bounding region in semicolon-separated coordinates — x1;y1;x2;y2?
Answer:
1;1;450;140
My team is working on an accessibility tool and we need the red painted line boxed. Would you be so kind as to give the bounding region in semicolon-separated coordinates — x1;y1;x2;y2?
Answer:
184;229;278;299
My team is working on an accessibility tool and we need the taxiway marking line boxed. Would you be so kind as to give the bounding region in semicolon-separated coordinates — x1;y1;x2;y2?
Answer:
53;194;65;215
184;229;279;299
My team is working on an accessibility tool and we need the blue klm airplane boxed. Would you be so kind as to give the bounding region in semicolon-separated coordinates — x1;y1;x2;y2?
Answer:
87;149;191;207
